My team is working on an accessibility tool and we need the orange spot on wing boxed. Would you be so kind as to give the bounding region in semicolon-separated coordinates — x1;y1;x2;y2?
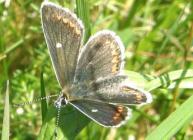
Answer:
69;22;75;28
112;106;127;124
112;65;118;74
121;86;132;92
112;56;120;63
56;14;62;20
62;18;68;24
75;28;81;35
136;94;143;103
116;106;124;113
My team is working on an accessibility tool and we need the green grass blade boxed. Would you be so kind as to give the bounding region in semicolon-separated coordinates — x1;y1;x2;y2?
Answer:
123;1;144;28
40;72;47;122
125;69;193;91
146;94;193;140
1;80;10;140
4;39;24;55
145;69;193;91
152;3;188;67
76;0;91;43
167;77;193;89
0;38;24;61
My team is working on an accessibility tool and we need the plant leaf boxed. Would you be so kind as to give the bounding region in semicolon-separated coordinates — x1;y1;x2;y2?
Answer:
146;94;193;140
76;0;91;43
1;80;10;140
145;69;193;91
38;105;90;140
40;71;47;122
125;69;193;91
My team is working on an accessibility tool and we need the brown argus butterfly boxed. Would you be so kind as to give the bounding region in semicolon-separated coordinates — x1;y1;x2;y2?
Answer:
41;1;152;127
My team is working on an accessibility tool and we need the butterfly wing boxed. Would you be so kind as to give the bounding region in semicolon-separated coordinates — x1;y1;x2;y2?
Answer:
90;75;152;105
70;100;131;127
71;75;152;105
41;2;84;87
74;30;124;83
69;75;151;127
71;30;152;105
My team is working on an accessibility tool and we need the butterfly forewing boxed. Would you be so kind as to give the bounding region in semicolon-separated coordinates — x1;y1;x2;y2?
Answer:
74;30;124;83
70;30;152;105
41;2;84;87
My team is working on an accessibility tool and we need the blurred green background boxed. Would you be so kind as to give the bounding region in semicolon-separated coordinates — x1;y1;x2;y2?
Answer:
1;0;193;140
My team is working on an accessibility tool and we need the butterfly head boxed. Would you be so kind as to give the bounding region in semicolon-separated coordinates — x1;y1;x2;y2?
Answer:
54;91;68;108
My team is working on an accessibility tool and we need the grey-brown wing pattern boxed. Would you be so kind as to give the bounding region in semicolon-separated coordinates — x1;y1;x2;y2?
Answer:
41;2;84;87
70;100;131;127
74;30;124;83
69;30;152;105
87;75;152;105
70;75;152;105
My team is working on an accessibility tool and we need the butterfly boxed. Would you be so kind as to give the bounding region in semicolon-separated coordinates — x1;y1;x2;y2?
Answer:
40;1;152;127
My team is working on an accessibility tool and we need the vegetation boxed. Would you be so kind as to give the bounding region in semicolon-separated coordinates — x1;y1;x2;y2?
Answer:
1;0;193;139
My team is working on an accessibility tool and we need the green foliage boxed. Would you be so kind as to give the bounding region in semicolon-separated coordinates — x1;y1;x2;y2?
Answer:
146;94;193;140
40;72;47;122
1;81;10;140
0;0;193;139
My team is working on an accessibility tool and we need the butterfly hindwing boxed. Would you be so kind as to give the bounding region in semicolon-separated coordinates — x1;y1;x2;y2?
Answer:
70;75;152;105
70;100;131;127
92;75;152;105
41;2;84;87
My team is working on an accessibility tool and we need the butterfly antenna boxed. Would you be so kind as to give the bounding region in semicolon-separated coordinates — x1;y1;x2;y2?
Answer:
54;106;61;139
13;94;58;107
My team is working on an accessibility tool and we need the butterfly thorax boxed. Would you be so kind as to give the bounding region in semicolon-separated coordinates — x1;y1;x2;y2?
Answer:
54;88;69;108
